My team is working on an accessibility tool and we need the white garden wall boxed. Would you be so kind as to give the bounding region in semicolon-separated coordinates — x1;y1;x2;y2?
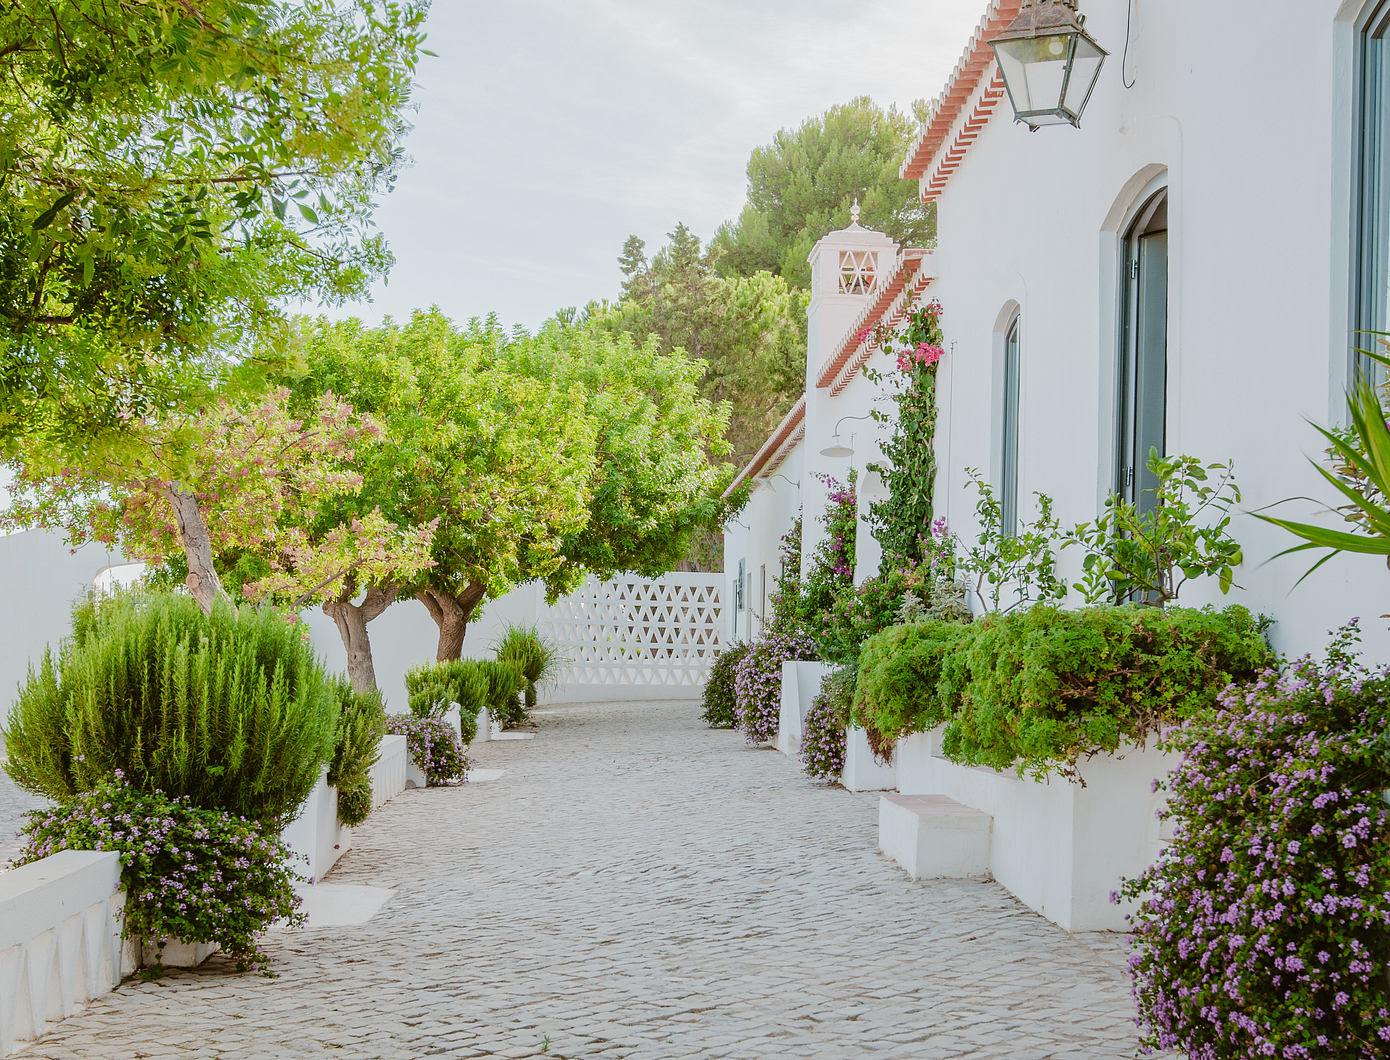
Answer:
894;729;1174;932
0;850;132;1057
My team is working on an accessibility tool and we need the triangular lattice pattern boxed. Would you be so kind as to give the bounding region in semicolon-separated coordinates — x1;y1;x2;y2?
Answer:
540;575;724;689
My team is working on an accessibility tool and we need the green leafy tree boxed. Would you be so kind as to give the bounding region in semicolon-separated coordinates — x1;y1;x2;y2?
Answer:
0;0;426;455
594;225;808;468
709;96;934;289
289;310;735;674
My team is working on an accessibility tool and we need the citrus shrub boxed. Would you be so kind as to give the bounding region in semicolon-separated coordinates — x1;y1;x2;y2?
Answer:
3;590;337;822
1120;626;1390;1058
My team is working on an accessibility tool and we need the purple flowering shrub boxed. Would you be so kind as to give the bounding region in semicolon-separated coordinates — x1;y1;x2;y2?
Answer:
702;641;750;728
1120;625;1390;1058
13;778;304;973
800;666;854;781
386;715;469;785
734;629;820;744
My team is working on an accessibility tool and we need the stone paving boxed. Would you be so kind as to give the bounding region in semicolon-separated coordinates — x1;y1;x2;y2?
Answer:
23;700;1159;1059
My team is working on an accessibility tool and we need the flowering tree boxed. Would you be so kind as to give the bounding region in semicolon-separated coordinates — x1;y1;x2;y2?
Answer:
1;388;435;683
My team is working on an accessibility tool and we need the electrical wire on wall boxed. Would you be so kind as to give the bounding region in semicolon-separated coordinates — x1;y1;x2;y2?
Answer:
1122;0;1137;89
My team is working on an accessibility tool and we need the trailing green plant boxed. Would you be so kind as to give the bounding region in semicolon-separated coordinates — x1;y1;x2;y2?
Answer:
701;641;750;728
328;678;386;827
3;590;337;822
495;622;564;716
800;664;856;781
852;619;975;751
866;298;944;566
1255;336;1390;580
1067;450;1243;605
12;778;304;974
958;469;1065;614
854;604;1272;779
385;715;469;785
1120;624;1390;1058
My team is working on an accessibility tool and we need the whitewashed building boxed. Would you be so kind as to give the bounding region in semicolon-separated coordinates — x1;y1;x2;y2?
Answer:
723;0;1390;929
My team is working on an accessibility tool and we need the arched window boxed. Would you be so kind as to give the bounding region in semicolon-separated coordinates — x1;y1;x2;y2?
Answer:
1000;314;1022;535
1356;1;1390;380
1117;187;1168;516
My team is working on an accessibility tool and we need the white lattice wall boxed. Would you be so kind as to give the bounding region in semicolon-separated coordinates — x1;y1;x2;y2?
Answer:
540;573;723;698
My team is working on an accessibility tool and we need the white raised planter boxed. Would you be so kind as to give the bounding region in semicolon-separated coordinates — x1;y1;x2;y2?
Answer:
470;707;492;746
369;734;409;811
777;661;834;757
281;770;350;885
139;938;217;969
1;850;133;1057
894;727;1177;931
842;724;897;791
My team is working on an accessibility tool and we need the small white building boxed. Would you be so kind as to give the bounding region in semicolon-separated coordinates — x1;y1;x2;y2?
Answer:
723;0;1390;930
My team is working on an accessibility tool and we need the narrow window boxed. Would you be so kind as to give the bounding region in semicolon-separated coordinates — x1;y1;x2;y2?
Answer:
1117;188;1169;517
1356;2;1390;379
1001;315;1022;534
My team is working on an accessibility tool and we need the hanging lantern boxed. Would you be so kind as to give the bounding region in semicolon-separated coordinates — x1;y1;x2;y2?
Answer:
989;0;1108;130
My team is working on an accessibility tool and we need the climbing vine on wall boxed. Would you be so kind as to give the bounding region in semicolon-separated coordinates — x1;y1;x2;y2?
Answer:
867;299;945;567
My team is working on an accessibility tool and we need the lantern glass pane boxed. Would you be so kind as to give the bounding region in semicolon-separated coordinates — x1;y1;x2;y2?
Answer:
1063;35;1107;119
995;35;1071;113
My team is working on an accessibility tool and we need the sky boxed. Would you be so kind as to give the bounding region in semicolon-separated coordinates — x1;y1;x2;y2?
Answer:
332;0;988;332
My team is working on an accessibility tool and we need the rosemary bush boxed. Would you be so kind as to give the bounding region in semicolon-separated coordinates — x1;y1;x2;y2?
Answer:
3;591;336;822
328;678;386;826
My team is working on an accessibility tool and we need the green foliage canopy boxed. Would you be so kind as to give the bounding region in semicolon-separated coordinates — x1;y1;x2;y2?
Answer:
709;96;934;288
0;0;426;453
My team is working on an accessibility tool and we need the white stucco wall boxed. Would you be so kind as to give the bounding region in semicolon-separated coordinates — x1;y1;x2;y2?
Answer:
927;0;1389;660
723;445;805;644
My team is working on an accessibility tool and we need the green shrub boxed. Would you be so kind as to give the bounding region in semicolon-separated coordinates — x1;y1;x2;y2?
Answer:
853;619;975;752
404;660;485;743
855;605;1272;778
481;659;525;729
494;623;563;714
701;641;749;728
328;678;386;827
13;779;304;973
3;591;337;822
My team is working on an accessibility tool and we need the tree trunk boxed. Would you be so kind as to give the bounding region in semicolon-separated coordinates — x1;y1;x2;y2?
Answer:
322;584;397;693
166;485;227;614
416;582;487;661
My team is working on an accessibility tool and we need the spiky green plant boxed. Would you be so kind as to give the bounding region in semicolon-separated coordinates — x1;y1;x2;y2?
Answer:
494;623;563;720
327;677;386;826
2;590;337;822
1256;338;1390;579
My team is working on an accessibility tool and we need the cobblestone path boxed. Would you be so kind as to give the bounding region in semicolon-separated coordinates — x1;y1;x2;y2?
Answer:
25;700;1155;1059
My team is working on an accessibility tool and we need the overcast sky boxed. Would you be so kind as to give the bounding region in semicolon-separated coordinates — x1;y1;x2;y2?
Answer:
331;0;987;332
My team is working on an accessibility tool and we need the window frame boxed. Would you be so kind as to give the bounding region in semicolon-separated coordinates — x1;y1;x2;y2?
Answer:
1354;1;1390;383
1000;314;1022;535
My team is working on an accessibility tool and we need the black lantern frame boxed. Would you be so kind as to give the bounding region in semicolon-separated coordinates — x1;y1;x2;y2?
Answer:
989;0;1108;130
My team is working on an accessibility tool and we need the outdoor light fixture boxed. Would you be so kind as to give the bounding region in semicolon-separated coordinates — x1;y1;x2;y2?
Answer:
989;0;1108;130
820;414;873;458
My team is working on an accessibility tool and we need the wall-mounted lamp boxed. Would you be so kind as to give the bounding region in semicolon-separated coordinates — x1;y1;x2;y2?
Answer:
989;0;1107;131
767;473;800;489
820;413;874;458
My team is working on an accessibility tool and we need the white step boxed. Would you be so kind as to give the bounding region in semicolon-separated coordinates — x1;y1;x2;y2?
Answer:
879;794;992;880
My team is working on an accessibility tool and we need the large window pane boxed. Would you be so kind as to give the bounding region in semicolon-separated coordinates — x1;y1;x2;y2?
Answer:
1357;4;1390;373
1001;317;1022;535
